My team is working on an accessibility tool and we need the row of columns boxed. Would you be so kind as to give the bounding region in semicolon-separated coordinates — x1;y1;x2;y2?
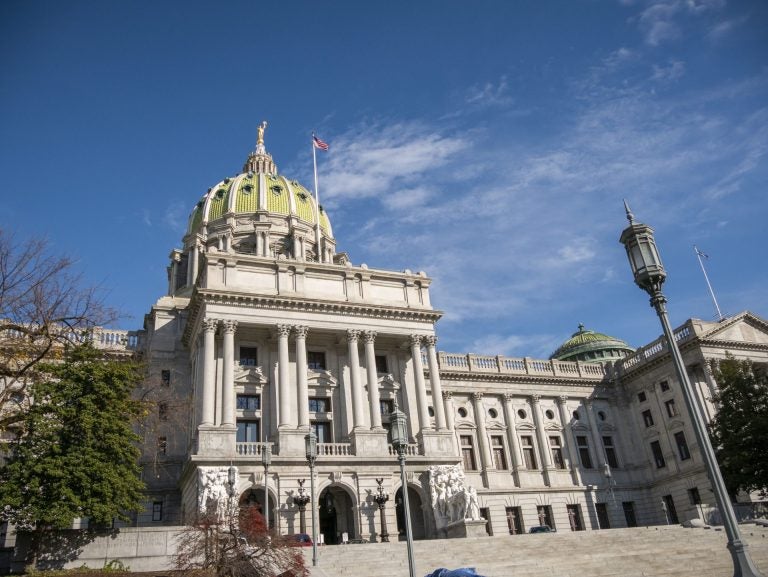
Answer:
201;318;238;428
441;390;607;484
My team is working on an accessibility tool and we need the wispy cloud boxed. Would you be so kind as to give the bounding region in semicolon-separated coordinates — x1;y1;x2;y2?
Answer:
633;0;727;46
162;201;188;233
651;59;686;81
466;76;513;108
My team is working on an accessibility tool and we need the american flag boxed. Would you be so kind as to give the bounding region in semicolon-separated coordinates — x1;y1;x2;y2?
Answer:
313;135;329;151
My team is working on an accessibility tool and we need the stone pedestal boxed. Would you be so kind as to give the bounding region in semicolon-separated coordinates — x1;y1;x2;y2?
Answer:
277;429;310;457
446;518;487;539
419;430;456;457
352;429;389;457
197;425;236;457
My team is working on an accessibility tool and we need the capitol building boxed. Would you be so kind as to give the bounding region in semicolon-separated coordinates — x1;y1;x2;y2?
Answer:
31;128;768;550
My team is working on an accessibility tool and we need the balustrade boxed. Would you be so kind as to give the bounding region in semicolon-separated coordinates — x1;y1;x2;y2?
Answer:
388;443;420;457
317;442;353;456
236;442;273;457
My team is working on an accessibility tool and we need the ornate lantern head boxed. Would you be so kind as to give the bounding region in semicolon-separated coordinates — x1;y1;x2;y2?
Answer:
305;429;318;462
619;200;666;295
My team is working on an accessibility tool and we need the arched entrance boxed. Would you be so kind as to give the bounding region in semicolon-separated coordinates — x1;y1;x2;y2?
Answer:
395;486;426;540
318;485;356;544
240;487;276;530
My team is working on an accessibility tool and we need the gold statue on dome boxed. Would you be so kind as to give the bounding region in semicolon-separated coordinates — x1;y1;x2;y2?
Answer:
257;121;268;146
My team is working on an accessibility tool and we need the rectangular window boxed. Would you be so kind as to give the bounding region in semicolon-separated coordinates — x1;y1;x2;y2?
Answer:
307;351;326;370
577;436;593;469
506;506;524;535
375;355;388;373
239;346;258;366
158;402;168;421
311;421;331;444
596;503;610;529
152;501;163;522
521;435;537;469
308;397;330;413
603;436;619;469
659;380;670;392
665;399;679;418
549;435;565;469
688;487;701;505
566;504;584;531
491;435;508;470
662;494;679;524
637;391;647;403
157;436;167;456
161;369;171;386
479;507;493;536
237;394;261;411
642;409;655;427
622;501;638;527
674;431;691;461
536;505;554;530
236;420;260;443
650;440;666;468
460;435;477;471
379;399;394;415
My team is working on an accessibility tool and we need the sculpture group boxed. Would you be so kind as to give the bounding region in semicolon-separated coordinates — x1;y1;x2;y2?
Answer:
198;466;237;520
429;464;482;530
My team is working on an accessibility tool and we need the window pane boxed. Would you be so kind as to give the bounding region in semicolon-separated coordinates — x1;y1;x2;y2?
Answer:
308;351;326;370
239;346;258;366
237;395;260;411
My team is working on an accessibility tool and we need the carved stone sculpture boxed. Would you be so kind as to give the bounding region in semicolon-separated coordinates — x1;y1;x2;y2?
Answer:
428;464;482;529
198;466;237;521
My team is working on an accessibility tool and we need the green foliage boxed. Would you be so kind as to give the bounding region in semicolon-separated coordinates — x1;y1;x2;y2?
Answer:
0;344;146;530
709;355;768;498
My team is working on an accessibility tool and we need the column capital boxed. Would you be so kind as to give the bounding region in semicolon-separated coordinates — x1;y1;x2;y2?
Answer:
276;324;291;338
293;325;309;339
555;395;569;405
409;334;424;348
347;329;360;342
530;394;541;404
503;393;515;403
442;390;453;400
222;320;238;334
471;392;484;403
362;330;377;344
423;335;438;348
203;318;219;332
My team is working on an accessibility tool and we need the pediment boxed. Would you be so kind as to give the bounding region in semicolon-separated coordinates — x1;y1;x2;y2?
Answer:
699;312;768;347
307;369;338;389
377;373;401;391
234;365;267;386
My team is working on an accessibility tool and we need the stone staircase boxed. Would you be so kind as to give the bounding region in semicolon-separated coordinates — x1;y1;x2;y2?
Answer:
303;524;768;577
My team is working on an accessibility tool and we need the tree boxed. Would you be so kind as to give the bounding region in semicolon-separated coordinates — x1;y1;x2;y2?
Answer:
175;505;308;577
0;344;146;546
709;355;768;498
0;228;114;432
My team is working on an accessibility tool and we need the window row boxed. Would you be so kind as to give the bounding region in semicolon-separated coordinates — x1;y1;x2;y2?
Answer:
649;431;690;469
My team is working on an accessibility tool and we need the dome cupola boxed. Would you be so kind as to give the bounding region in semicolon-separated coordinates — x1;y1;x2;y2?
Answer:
550;324;634;364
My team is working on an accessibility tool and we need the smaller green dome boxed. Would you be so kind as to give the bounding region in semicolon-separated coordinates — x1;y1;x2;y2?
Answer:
550;324;634;364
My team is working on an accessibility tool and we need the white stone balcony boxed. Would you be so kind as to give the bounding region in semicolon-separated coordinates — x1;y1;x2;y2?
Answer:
235;441;273;457
430;351;607;379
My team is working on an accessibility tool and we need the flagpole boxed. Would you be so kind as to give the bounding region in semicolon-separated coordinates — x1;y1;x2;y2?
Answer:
694;245;724;321
312;134;322;262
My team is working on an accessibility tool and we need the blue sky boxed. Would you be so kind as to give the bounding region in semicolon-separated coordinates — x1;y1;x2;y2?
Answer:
1;0;766;358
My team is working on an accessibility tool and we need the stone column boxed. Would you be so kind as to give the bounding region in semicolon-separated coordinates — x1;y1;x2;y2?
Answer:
472;392;493;470
502;393;523;473
585;400;606;469
201;318;218;427
424;336;447;430
347;330;365;430
363;331;383;430
531;394;553;485
443;391;456;431
277;324;292;428
555;395;580;485
410;335;430;432
295;326;309;429
221;320;238;427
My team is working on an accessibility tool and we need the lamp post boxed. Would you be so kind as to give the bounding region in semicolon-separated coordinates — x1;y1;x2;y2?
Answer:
305;430;318;567
373;477;390;543
619;201;764;577
293;479;311;535
261;444;271;537
391;404;416;577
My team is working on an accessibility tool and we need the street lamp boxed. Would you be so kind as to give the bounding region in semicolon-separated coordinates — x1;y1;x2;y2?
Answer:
373;477;390;543
293;479;311;535
391;404;416;577
305;430;318;567
619;201;764;577
261;444;271;537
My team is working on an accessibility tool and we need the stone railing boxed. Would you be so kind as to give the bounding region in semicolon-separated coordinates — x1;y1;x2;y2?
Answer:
91;328;142;351
235;442;273;457
617;321;694;375
317;442;353;456
432;352;607;379
388;443;420;457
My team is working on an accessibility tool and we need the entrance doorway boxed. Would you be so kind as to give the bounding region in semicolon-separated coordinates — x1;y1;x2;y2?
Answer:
318;485;356;544
240;487;276;530
395;486;426;540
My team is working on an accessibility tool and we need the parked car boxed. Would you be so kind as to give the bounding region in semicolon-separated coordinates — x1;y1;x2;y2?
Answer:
286;533;313;546
528;525;554;533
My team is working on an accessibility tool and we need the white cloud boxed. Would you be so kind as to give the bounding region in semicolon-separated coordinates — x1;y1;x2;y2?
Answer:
162;201;188;233
466;76;513;108
634;0;727;45
651;59;686;81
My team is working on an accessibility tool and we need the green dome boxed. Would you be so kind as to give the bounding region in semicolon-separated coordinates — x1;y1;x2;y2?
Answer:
550;324;634;364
